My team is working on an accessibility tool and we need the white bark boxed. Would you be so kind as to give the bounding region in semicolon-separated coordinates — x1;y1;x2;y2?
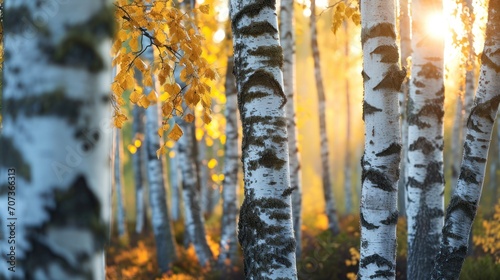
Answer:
145;102;178;272
114;128;128;238
432;2;500;278
132;106;147;233
451;91;464;191
169;144;182;221
279;0;303;257
217;57;239;269
398;0;411;217
197;134;209;214
311;0;340;236
230;0;297;278
359;0;404;279
177;118;214;266
0;1;114;279
406;0;445;278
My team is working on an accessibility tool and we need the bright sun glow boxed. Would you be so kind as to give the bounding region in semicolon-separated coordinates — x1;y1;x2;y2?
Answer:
426;12;448;38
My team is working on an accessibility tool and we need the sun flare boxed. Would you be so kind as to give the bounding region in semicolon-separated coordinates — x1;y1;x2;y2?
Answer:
426;12;448;38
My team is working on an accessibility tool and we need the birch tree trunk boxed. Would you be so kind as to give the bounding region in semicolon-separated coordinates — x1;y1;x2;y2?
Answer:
406;0;445;278
145;101;178;272
432;2;500;276
344;22;353;215
398;0;411;217
169;144;182;221
177;118;214;266
311;0;340;236
198;134;209;214
132;106;147;233
230;0;298;278
217;57;239;268
114;128;128;239
451;91;464;190
359;0;404;278
280;0;303;257
0;1;114;279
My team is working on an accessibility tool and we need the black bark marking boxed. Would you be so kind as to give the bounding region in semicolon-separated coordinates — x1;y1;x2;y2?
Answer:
360;212;379;230
240;69;286;112
407;97;445;129
238;21;278;37
22;175;104;279
375;143;401;157
371;45;399;63
360;254;394;269
362;101;382;121
361;23;396;45
446;195;477;221
4;89;83;124
458;166;479;184
248;45;284;69
380;211;399;226
281;186;296;197
0;137;31;182
362;169;395;192
407;161;444;191
481;51;500;73
247;149;286;171
373;65;406;91
417;62;441;79
49;8;115;72
409;137;435;155
467;95;500;133
431;245;467;279
362;70;371;82
238;189;295;277
232;0;276;29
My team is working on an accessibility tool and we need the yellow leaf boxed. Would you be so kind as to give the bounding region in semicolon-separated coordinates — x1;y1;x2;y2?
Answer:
207;159;217;169
203;112;212;124
137;96;151;108
184;113;195;123
162;102;173;116
168;123;183;141
143;74;153;87
147;90;158;102
199;4;210;14
352;13;361;25
156;144;166;159
130;90;142;104
114;113;128;128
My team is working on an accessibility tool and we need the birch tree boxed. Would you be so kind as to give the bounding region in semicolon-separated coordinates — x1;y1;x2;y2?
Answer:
113;128;128;240
358;0;404;278
432;1;500;278
280;0;303;256
177;117;214;266
217;57;239;268
344;22;353;215
169;144;182;221
145;100;178;272
230;0;297;278
0;0;114;279
406;0;445;278
132;106;147;233
398;0;411;217
311;0;340;236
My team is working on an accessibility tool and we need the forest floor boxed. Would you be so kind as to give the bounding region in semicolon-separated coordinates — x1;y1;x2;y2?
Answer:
105;213;500;280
